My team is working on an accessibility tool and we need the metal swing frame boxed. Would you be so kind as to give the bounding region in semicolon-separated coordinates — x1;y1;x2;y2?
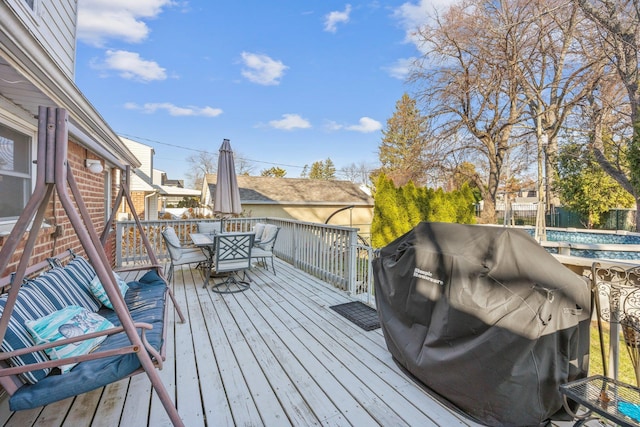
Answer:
0;107;185;426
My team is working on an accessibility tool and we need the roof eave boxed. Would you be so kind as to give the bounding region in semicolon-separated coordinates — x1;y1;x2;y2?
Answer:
0;4;140;168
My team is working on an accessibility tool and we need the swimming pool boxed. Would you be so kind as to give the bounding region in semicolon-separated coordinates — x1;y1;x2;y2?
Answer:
521;227;640;261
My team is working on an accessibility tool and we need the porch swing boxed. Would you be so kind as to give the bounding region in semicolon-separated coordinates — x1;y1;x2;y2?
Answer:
0;107;185;426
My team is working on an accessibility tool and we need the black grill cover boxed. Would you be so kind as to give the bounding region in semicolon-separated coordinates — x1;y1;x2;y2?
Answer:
373;223;590;426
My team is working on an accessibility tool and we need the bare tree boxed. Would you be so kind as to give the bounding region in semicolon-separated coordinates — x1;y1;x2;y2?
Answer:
514;0;603;209
583;70;635;203
185;151;216;189
234;152;255;176
340;161;373;186
411;0;531;222
576;0;640;230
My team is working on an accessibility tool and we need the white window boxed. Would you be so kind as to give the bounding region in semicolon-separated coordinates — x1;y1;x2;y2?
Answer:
0;124;31;219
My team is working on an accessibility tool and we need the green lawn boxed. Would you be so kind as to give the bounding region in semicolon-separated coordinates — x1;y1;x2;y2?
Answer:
589;321;637;385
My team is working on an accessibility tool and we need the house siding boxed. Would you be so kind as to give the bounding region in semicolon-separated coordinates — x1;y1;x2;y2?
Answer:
4;0;77;78
243;204;373;235
122;138;154;190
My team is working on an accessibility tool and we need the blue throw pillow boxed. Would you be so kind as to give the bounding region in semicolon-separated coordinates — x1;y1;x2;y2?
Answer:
88;272;129;309
25;306;114;373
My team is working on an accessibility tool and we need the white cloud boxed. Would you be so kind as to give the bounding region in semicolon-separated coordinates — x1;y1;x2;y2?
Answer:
268;114;311;130
94;50;167;82
324;4;352;33
384;57;417;80
325;117;382;133
240;52;288;86
77;0;174;46
324;120;343;131
346;117;382;133
125;102;223;117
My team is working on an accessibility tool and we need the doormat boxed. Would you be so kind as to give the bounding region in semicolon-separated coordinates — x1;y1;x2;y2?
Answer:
329;301;380;331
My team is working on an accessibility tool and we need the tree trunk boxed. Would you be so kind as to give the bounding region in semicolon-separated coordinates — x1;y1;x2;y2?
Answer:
481;197;497;224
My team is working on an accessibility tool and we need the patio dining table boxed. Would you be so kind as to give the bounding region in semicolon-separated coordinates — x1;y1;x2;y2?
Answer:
190;232;217;287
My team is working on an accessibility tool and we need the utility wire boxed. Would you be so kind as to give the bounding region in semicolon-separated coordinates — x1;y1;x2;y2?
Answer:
118;133;306;170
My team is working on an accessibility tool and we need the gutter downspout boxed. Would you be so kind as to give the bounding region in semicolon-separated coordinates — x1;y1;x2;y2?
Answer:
144;191;158;221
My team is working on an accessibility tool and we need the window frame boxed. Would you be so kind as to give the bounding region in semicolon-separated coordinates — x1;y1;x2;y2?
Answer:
0;114;36;223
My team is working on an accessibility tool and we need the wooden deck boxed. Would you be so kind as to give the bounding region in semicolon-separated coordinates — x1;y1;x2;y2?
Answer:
0;260;481;426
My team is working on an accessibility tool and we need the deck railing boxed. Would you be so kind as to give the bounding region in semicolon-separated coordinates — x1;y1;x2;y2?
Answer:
115;217;376;302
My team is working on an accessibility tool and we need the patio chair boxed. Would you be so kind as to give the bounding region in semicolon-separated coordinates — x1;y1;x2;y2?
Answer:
591;263;640;385
252;225;280;275
253;223;266;245
559;263;640;426
210;232;255;293
162;226;208;282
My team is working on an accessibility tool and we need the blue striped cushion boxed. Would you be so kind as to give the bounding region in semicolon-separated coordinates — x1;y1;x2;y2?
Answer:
64;257;97;290
0;285;56;384
30;266;101;312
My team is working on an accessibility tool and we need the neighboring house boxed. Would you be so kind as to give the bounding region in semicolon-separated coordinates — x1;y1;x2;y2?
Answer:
118;137;200;220
156;172;201;211
492;189;540;213
202;175;374;235
0;0;141;269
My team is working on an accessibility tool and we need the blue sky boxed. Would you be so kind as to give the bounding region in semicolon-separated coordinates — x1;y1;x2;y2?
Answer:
74;1;449;183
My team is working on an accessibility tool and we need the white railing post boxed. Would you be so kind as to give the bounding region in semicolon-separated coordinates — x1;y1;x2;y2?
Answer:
346;230;358;295
366;245;375;305
293;220;299;269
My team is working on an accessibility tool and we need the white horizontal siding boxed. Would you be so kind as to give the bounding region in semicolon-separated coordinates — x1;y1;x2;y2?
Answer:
5;0;77;78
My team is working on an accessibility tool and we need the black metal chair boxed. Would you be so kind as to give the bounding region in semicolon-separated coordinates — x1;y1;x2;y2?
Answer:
210;232;255;293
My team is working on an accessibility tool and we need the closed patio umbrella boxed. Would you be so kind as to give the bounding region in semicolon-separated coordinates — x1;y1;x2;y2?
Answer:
214;138;242;217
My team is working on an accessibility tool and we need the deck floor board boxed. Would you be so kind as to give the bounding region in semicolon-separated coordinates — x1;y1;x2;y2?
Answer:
1;259;480;426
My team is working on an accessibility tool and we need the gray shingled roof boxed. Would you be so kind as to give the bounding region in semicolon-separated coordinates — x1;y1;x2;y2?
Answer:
205;174;373;205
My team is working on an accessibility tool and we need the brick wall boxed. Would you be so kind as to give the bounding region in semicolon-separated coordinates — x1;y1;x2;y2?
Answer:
0;140;111;273
121;191;147;220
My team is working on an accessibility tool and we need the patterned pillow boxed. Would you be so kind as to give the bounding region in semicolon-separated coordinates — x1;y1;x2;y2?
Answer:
25;306;114;373
88;272;129;309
